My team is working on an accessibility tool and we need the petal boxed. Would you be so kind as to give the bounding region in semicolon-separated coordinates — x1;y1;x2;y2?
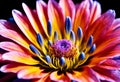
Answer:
2;51;39;65
111;18;120;30
67;67;99;82
17;66;48;79
48;0;64;38
93;66;120;82
36;0;48;37
50;71;70;82
73;0;90;34
12;10;39;47
89;0;101;24
0;41;24;52
59;0;75;22
85;10;115;42
0;29;29;49
99;58;120;70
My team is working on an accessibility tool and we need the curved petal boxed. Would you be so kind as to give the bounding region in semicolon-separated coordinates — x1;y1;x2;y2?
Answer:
0;29;29;49
36;0;48;37
111;18;120;30
0;41;24;52
50;71;70;82
48;0;64;38
85;10;115;41
93;66;120;82
59;0;75;22
67;67;99;82
89;0;101;24
2;51;39;65
12;9;39;47
17;66;48;79
73;0;90;34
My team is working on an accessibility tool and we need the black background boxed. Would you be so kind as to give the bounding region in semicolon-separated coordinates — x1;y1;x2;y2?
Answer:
0;0;120;19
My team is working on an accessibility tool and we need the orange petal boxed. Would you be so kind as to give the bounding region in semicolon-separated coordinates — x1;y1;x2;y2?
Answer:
36;0;48;37
0;41;24;52
0;29;29;49
2;51;39;65
89;0;101;24
73;0;90;34
50;71;70;82
59;0;75;22
67;67;99;82
17;66;47;79
48;0;64;38
0;63;29;73
12;10;39;46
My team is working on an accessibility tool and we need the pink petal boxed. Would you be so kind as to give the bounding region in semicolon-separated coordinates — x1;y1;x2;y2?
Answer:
2;51;39;65
0;29;29;49
59;0;75;22
17;66;48;79
0;41;24;52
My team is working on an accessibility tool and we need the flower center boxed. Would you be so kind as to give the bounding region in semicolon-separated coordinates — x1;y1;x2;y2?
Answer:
50;39;78;58
29;16;96;72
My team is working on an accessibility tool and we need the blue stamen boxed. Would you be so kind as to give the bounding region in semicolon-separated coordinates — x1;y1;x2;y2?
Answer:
60;57;65;66
54;31;58;40
45;55;51;63
87;35;93;46
70;31;75;42
48;40;52;46
89;44;96;53
29;44;40;55
71;80;78;82
37;33;43;46
79;52;85;60
47;21;52;36
65;16;72;34
77;27;83;39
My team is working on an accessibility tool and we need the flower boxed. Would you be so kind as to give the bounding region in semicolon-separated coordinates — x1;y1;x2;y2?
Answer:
0;0;120;82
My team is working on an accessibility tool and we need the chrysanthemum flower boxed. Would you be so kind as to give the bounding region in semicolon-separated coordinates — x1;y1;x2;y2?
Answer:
0;0;120;82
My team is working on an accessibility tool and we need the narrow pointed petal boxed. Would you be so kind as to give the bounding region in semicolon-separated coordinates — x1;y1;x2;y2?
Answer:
12;10;37;44
0;42;24;52
18;66;47;79
0;29;29;49
50;71;70;82
22;3;41;34
73;0;90;33
59;0;75;22
2;51;39;65
89;1;101;24
36;0;48;36
48;0;64;38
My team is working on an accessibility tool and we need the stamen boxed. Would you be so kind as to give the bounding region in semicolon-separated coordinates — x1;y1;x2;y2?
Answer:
37;33;43;46
60;57;65;66
79;52;85;60
45;55;51;63
47;20;52;36
65;16;72;34
89;44;96;53
54;31;58;41
29;44;40;55
48;40;52;46
77;27;83;39
70;31;75;42
87;35;93;46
